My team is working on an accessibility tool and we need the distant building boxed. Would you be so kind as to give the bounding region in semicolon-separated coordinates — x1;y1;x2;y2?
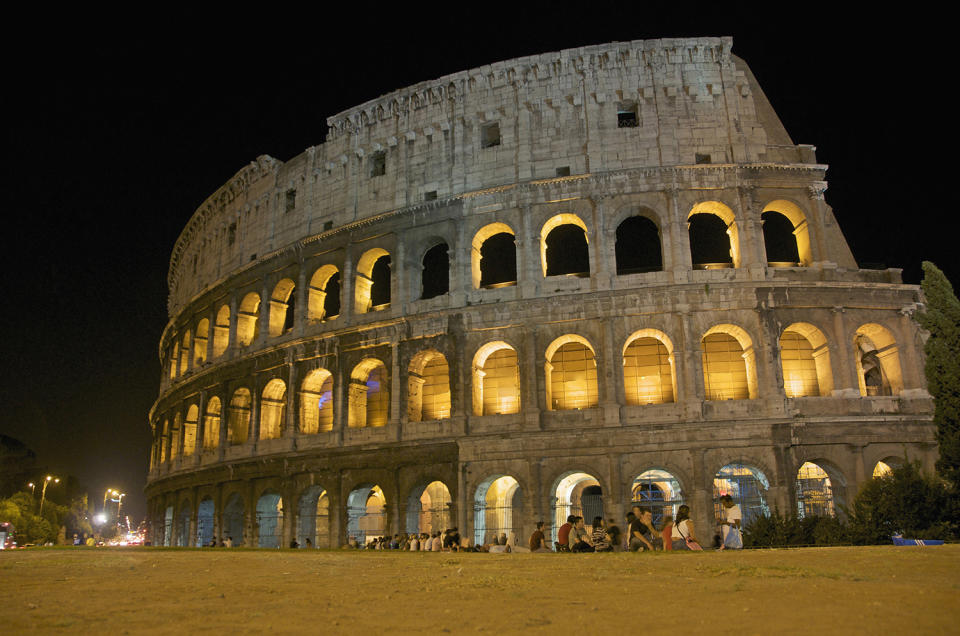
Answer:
147;37;936;548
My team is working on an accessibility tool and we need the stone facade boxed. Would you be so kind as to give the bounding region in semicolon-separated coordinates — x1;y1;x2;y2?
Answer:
147;37;936;549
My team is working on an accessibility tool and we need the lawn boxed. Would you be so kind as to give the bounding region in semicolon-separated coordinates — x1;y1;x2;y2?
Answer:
2;545;958;634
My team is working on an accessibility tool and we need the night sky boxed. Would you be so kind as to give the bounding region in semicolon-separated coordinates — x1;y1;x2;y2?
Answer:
2;10;951;523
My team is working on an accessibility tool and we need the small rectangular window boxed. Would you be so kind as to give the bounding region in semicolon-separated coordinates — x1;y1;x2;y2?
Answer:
695;153;712;164
555;166;571;177
617;102;638;128
285;189;296;212
424;190;437;201
481;122;501;148
323;220;333;231
228;223;237;246
369;151;386;177
250;254;257;262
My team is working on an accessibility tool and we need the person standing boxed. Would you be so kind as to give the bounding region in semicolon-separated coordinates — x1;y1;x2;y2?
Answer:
718;495;743;549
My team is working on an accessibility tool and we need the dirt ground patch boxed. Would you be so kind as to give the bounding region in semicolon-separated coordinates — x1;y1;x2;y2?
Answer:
2;545;958;634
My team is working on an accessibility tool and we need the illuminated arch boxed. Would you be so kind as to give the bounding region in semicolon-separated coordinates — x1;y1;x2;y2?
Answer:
420;242;450;300
688;201;740;268
300;368;333;434
780;323;833;397
221;493;245;546
854;323;903;396
405;480;452;535
622;329;676;405
540;213;590;277
762;199;811;266
872;456;903;478
545;334;598;410
297;486;330;548
203;397;221;450
194;319;209;366
169;341;178;380
629;469;684;527
227;388;251;445
551;471;603;544
472;222;516;289
183;404;199;456
213;305;230;357
796;461;836;518
348;359;389;428
268;278;296;337
472;341;521;416
179;330;192;376
237;292;261;347
255;491;283;548
171;412;183;460
160;419;170;463
702;324;758;400
196;498;215;546
473;475;522;545
308;265;340;322
713;463;770;527
259;379;287;440
355;248;391;314
347;484;386;545
408;350;451;422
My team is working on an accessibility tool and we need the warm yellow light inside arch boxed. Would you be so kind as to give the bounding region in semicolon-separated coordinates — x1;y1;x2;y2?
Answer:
471;223;515;289
780;322;833;397
213;305;230;358
702;324;757;400
308;265;339;321
763;199;811;266
472;341;521;416
183;404;199;456
623;329;676;405
268;278;296;337
260;378;287;440
539;213;589;278
689;200;740;267
349;359;389;428
355;248;390;314
237;292;261;347
545;335;598;411
854;323;903;396
300;368;334;434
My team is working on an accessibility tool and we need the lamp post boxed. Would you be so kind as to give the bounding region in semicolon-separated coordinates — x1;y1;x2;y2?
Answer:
39;475;60;516
28;482;35;496
116;494;126;533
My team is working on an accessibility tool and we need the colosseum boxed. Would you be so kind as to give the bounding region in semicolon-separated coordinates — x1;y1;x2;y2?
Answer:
147;36;937;549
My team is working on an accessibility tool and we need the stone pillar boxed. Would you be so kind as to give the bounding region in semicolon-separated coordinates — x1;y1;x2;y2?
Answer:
258;280;271;344
390;342;401;428
246;481;256;548
393;238;405;314
668;189;692;280
285;353;298;438
600;318;620;425
188;487;198;547
831;306;859;394
228;292;239;354
296;265;308;338
522;327;542;429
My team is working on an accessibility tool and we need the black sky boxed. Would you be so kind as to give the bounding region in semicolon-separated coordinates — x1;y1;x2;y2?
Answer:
2;9;952;522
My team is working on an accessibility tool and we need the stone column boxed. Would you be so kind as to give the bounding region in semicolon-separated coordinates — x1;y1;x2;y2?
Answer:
667;188;692;281
285;353;298;439
600;318;621;426
228;292;239;355
831;306;859;394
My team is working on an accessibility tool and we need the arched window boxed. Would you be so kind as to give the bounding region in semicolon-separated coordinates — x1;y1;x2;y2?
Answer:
623;330;676;405
854;324;904;396
702;325;757;400
630;469;684;527
213;305;230;357
183;404;199;456
551;472;603;544
179;331;192;376
300;368;334;434
713;463;770;527
194;319;209;366
615;215;662;274
268;279;296;337
796;462;835;518
474;475;522;545
347;484;386;545
406;481;453;536
308;265;340;322
762;200;811;266
780;324;833;397
355;249;391;314
160;419;170;463
348;360;389;428
546;336;599;410
472;223;517;288
688;201;739;269
541;214;590;277
298;486;330;548
472;342;521;416
228;388;251;445
170;413;182;460
421;243;450;300
237;292;261;347
260;379;286;440
169;342;178;379
203;397;221;450
256;492;283;549
408;350;451;421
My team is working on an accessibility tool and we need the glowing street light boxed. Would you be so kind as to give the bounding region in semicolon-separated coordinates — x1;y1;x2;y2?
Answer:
27;482;35;496
39;475;60;516
103;489;119;511
116;493;126;521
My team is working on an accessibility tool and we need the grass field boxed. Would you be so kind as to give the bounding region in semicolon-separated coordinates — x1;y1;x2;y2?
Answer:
2;545;958;634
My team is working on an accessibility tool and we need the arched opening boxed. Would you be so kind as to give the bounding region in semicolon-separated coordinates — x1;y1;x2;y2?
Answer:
227;388;251;445
796;462;835;518
551;472;602;544
615;215;662;274
179;331;191;376
170;413;182;460
160;420;169;463
176;502;191;546
855;324;904;396
308;265;341;322
873;457;902;478
406;480;452;536
762;200;812;266
194;319;209;366
346;484;386;546
169;342;178;380
546;336;598;411
472;223;517;289
268;278;296;337
713;463;770;528
297;486;330;548
421;243;450;300
623;330;676;405
541;214;590;277
780;323;833;397
213;305;230;357
473;475;522;546
630;469;683;527
256;492;283;548
183;404;199;456
472;342;521;416
408;350;451;422
163;505;174;546
237;292;261;347
259;379;287;440
203;397;221;450
197;498;215;546
702;325;757;400
348;359;389;428
222;493;244;546
355;248;391;314
761;210;801;266
688;201;739;269
300;369;333;434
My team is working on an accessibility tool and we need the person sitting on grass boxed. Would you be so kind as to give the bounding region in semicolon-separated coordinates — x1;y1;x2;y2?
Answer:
591;516;613;552
569;516;595;553
529;521;550;552
671;505;701;550
556;515;575;552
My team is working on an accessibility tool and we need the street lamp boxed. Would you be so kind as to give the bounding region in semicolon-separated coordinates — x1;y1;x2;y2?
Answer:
28;482;35;496
103;489;118;513
116;494;126;529
39;475;60;516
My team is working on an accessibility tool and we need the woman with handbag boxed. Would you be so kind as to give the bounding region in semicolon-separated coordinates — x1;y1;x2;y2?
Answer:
671;505;703;551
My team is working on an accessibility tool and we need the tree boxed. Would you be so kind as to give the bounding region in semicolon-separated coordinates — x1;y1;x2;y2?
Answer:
917;261;960;487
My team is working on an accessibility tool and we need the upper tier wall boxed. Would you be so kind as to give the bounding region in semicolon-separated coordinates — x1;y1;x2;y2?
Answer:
167;37;811;316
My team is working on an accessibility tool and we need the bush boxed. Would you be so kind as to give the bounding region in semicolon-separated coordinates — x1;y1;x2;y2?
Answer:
743;509;848;547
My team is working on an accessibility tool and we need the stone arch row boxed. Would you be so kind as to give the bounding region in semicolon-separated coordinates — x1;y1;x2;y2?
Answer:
152;320;910;468
164;198;815;382
153;454;903;548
